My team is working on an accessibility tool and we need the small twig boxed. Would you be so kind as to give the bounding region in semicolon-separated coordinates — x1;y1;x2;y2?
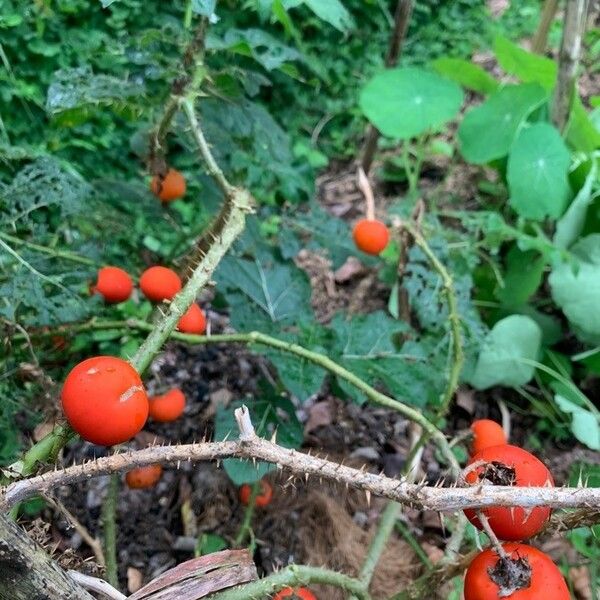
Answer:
440;513;468;564
497;399;511;441
234;479;260;548
476;510;507;559
44;495;106;568
0;232;97;266
357;166;376;220
101;474;119;588
67;572;126;600
531;0;559;53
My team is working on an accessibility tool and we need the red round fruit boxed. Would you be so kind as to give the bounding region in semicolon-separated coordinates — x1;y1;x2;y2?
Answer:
464;445;554;541
61;356;149;446
92;266;133;303
273;588;316;600
150;168;186;202
125;464;162;489
239;480;273;508
352;219;389;255
464;543;569;600
149;388;186;422
139;266;182;302
471;419;507;455
177;304;206;334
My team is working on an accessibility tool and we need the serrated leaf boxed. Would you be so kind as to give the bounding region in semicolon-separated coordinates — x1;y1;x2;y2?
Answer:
214;393;302;485
431;57;499;94
494;35;557;90
216;252;312;333
469;315;542;389
507;123;571;220
360;67;464;140
458;83;547;164
46;66;144;116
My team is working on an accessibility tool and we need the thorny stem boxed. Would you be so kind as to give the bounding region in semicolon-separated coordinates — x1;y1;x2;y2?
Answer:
205;564;370;600
399;220;464;417
22;319;460;477
0;232;97;266
477;510;507;559
234;480;260;547
102;473;119;588
357;425;424;593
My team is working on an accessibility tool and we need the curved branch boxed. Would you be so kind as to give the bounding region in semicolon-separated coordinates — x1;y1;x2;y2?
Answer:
205;564;370;600
22;319;459;477
5;415;600;515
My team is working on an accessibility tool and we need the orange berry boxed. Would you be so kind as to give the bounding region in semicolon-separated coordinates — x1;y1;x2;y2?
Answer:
470;419;507;454
139;266;182;302
92;266;133;303
177;304;206;334
150;168;186;202
61;356;148;446
149;388;186;422
125;464;162;489
352;219;389;255
239;480;273;508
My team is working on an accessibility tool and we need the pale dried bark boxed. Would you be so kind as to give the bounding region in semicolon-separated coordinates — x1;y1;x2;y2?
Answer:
0;513;95;600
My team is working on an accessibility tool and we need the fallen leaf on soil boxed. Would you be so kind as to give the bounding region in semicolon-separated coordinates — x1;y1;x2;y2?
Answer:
455;388;475;414
305;400;334;434
334;257;366;283
569;566;592;600
33;420;56;441
421;541;445;564
128;567;144;593
204;388;233;418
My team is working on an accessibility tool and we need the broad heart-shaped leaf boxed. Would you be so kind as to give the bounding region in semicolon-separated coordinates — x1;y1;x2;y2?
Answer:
260;322;330;402
431;57;499;94
554;161;598;249
458;83;547;164
566;96;600;152
360;67;464;140
494;36;557;91
469;315;542;390
555;394;600;450
549;234;600;339
216;252;312;334
302;0;353;31
507;123;571;220
214;393;303;485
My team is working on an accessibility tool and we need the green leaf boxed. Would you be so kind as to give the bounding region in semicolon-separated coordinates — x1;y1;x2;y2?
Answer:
197;533;227;556
191;0;216;16
216;252;312;333
507;123;571;220
261;322;329;401
565;97;600;152
214;393;303;485
549;234;600;338
431;57;499;94
554;161;598;249
458;83;547;164
302;0;353;32
496;246;545;307
207;29;303;72
555;395;600;450
360;67;464;140
494;36;557;90
469;315;542;390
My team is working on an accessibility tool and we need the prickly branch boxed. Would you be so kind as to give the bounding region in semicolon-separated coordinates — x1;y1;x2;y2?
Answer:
4;408;600;518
